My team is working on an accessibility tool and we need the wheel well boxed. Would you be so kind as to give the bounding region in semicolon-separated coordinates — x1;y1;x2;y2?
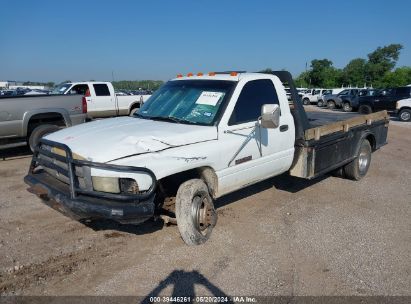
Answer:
365;134;376;151
399;106;411;111
157;166;218;199
129;102;141;111
27;113;66;134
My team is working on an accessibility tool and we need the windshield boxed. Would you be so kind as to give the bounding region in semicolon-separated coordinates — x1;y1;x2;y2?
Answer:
136;80;236;125
51;83;71;95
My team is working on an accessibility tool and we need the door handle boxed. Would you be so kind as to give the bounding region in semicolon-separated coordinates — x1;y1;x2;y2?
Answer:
280;125;288;132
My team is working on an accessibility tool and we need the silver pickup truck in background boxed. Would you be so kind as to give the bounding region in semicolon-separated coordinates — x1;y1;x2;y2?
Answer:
0;94;87;151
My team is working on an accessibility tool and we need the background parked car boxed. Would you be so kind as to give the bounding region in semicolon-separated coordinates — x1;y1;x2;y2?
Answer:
396;97;411;121
301;88;328;105
339;89;377;112
317;88;344;107
358;86;411;115
325;89;359;109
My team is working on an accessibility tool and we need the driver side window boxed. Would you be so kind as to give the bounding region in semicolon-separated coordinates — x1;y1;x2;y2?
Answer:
229;79;279;126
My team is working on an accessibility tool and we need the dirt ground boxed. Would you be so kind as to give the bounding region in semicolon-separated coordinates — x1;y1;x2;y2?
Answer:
0;107;410;297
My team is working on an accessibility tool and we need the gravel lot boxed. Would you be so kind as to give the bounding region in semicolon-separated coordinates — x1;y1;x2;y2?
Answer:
0;107;410;296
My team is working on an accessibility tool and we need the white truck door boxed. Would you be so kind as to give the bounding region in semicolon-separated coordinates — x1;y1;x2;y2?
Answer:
259;78;295;173
88;83;116;118
217;78;288;195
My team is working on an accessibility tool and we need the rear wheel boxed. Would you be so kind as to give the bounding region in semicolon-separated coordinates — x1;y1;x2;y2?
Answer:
359;105;372;114
343;102;353;112
344;140;372;180
28;124;61;152
327;100;336;109
398;109;411;122
317;100;324;107
175;179;217;245
303;98;310;105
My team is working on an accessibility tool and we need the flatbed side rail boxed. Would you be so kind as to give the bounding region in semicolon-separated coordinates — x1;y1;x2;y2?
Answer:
304;111;390;141
29;138;157;201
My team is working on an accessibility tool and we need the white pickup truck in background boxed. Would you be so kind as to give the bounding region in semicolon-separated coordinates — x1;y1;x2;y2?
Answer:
51;82;151;118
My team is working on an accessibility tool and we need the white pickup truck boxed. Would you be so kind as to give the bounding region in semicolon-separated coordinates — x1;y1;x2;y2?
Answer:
51;82;151;118
25;71;389;245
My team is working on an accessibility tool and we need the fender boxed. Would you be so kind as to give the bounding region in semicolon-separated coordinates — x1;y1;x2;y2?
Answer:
353;131;375;157
22;109;71;137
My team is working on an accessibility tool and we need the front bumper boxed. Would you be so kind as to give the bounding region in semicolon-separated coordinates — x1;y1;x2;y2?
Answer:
24;138;157;224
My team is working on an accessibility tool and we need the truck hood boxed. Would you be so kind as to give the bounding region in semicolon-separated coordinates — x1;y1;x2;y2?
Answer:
45;117;217;162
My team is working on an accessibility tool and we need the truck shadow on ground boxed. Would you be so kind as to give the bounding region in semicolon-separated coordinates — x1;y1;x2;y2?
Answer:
80;217;165;235
80;173;331;235
0;146;31;160
215;173;329;209
141;270;233;303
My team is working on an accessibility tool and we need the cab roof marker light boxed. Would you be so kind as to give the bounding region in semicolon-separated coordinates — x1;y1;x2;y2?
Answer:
208;72;216;76
197;72;203;76
176;74;183;78
230;72;238;76
187;73;193;77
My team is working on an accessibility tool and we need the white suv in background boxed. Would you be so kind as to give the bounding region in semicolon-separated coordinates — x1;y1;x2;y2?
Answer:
301;88;329;105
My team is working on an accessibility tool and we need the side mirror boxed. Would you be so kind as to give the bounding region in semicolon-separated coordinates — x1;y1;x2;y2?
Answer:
260;104;280;129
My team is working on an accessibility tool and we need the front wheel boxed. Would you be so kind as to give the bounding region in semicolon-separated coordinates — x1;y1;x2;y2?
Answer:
317;100;324;107
344;140;372;180
303;98;310;105
399;109;411;122
327;100;336;109
359;105;372;114
175;179;217;245
343;102;353;112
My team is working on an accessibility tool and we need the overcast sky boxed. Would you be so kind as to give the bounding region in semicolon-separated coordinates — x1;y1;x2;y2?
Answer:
1;0;410;83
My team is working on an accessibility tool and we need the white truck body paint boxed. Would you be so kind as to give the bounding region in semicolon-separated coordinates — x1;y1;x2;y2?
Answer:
44;73;296;197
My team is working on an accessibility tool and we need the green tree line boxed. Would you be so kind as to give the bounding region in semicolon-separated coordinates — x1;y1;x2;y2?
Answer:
262;44;411;89
112;80;164;91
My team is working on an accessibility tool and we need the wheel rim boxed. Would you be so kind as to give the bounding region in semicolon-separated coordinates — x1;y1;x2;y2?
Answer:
400;111;410;121
328;101;335;108
344;104;351;111
191;193;216;235
358;151;369;173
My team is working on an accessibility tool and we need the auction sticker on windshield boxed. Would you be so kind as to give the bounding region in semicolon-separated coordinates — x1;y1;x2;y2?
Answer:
195;91;224;106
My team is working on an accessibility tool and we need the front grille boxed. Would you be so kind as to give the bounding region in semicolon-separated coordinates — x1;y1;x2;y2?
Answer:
29;138;157;202
35;144;90;190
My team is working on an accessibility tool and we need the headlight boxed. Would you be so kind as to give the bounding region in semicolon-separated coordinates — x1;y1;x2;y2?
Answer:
92;176;120;193
92;176;140;194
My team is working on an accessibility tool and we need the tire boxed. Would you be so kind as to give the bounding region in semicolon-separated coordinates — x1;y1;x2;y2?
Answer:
342;102;353;112
303;98;310;105
359;105;372;114
327;100;336;109
398;109;411;122
28;124;61;152
175;179;217;246
129;106;139;116
344;140;372;181
317;100;324;107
